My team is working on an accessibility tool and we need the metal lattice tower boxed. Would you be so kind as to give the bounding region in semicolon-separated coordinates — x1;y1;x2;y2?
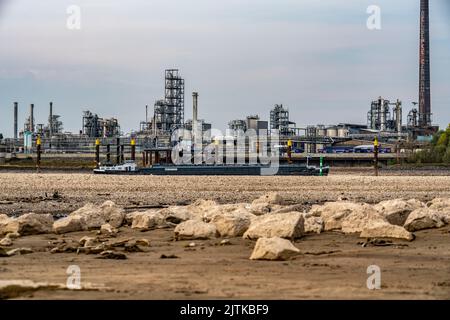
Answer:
270;104;295;136
164;69;185;131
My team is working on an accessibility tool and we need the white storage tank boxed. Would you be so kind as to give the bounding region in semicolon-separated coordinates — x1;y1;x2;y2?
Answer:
326;126;338;137
338;127;349;137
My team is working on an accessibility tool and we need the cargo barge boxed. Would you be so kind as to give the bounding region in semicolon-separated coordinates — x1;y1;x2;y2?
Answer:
93;162;329;176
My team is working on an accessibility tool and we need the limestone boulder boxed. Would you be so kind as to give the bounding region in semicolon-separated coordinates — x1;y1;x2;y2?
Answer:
53;215;85;234
360;219;415;241
427;198;450;224
131;211;166;230
243;212;304;240
1;213;54;236
249;237;300;261
99;200;126;228
374;199;425;226
0;214;11;235
404;208;446;232
211;208;255;237
304;215;324;234
174;220;218;240
53;201;126;234
249;192;285;215
310;201;383;233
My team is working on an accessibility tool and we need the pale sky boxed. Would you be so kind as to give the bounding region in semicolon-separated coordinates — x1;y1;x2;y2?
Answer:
0;0;449;137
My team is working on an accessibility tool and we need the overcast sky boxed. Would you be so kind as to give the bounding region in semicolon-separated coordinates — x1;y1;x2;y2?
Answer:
0;0;449;137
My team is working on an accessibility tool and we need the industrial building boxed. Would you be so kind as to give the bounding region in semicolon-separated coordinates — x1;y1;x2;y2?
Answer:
0;0;441;161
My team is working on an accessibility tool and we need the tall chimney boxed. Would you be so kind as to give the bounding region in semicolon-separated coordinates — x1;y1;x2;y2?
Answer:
49;102;53;137
419;0;431;127
192;92;198;134
13;102;18;140
145;105;148;124
29;104;35;133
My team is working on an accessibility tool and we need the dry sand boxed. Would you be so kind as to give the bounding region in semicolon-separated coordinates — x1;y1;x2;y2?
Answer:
1;171;450;299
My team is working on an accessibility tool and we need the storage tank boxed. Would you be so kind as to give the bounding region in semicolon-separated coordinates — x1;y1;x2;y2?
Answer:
316;125;326;137
338;127;349;137
326;126;338;137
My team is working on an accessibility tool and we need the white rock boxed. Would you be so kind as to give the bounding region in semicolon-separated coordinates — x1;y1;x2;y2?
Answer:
360;219;415;241
79;236;97;247
309;201;383;233
174;220;218;240
304;216;324;234
100;223;117;235
249;237;300;261
7;247;34;256
243;212;304;240
0;214;11;235
53;214;85;234
404;208;446;232
53;201;126;234
2;213;54;236
427;198;450;224
6;232;20;240
131;211;165;230
0;237;13;246
374;199;425;226
211;208;254;237
99;201;126;228
249;193;285;215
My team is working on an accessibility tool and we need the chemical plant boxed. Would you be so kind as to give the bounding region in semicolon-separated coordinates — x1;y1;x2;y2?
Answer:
0;0;441;165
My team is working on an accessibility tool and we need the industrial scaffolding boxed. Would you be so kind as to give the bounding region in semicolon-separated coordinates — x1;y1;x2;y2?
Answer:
82;110;120;138
270;104;296;136
153;69;185;133
367;97;402;133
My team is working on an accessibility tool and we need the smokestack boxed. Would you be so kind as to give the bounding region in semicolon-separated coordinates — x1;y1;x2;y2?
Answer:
192;92;199;136
145;105;148;124
13;102;18;140
419;0;431;127
49;102;53;138
29;104;34;133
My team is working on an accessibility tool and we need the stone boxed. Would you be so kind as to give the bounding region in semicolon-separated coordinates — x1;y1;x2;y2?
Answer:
0;237;13;246
136;239;150;247
427;198;450;224
54;201;126;234
360;220;415;241
7;247;34;256
249;193;285;215
98;250;127;260
53;214;85;234
374;199;425;226
6;232;20;240
79;236;98;248
404;208;446;232
249;237;300;261
174;220;218;240
304;216;324;234
243;212;304;240
1;213;54;236
0;214;12;236
309;201;383;233
100;223;118;235
211;209;254;237
131;211;165;230
220;239;231;246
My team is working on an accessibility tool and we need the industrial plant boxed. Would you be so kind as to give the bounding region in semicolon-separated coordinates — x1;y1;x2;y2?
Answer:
0;0;442;166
